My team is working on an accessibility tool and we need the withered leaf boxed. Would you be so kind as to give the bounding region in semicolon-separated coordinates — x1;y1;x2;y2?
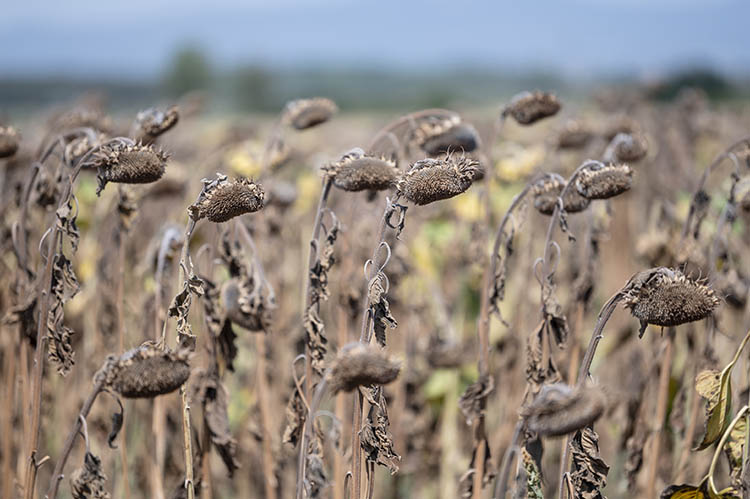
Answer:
107;399;124;449
459;374;494;426
458;438;495;498
368;274;397;347
360;388;400;474
70;452;110;499
569;427;609;499
283;385;306;447
695;368;732;450
197;372;239;476
660;479;739;499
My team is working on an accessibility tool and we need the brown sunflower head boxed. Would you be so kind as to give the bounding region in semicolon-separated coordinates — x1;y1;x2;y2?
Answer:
575;162;633;200
0;126;19;158
413;115;479;155
188;174;264;223
611;132;648;162
502;91;561;125
282;97;338;130
101;344;190;398
397;154;480;205
135;105;179;143
557;120;592;150
322;148;400;192
622;267;720;336
521;383;606;437
532;174;590;215
91;142;169;195
327;343;401;393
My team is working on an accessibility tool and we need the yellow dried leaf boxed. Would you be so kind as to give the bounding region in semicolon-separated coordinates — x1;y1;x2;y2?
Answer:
695;368;733;450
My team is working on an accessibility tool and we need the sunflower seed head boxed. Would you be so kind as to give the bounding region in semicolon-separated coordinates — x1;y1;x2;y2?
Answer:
612;133;648;162
521;383;606;437
603;115;640;141
503;91;561;125
532;174;590;215
737;176;750;215
328;343;401;393
0;126;19;158
323;148;400;192
221;277;273;332
575;163;633;200
135;105;179;142
413;116;479;155
623;267;720;335
188;174;264;223
557;120;592;149
102;344;190;398
92;142;169;195
397;154;479;205
51;108;112;134
282;97;338;130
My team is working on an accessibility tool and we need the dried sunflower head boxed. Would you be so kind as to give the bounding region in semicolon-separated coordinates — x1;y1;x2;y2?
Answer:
603;115;640;141
91;142;169;195
413;116;479;155
502;91;561;125
323;148;399;192
282;97;337;130
328;343;401;393
65;132;104;165
0;126;19;158
623;267;720;336
221;277;273;332
101;344;190;398
521;383;606;437
575;162;633;200
532;174;590;215
135;105;179;142
188;174;264;223
397;154;479;205
557;120;592;150
612;133;648;162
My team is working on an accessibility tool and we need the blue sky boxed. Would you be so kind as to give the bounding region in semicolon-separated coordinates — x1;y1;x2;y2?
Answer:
1;0;748;78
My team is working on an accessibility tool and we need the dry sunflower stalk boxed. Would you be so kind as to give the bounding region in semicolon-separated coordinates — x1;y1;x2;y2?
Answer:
622;267;720;337
90;142;169;195
322;148;400;192
397;154;480;205
502;91;561;125
327;343;401;393
282;97;338;130
521;383;606;437
188;173;264;223
575;162;634;200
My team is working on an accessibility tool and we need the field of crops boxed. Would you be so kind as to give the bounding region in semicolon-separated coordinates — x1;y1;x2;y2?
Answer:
1;89;750;499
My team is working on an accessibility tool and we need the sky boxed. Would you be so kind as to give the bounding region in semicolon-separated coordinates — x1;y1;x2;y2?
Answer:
1;0;749;79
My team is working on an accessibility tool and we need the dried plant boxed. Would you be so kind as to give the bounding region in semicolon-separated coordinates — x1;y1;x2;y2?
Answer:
502;91;561;125
0;125;20;158
328;343;401;393
323;148;400;192
282;97;338;130
397;154;480;205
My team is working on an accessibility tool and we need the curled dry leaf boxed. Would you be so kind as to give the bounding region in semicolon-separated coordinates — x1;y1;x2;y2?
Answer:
194;371;239;476
459;374;494;426
459;438;495;498
568;427;609;499
47;253;80;376
694;368;732;450
660;479;739;498
282;384;306;447
368;273;397;347
360;389;400;474
70;452;111;499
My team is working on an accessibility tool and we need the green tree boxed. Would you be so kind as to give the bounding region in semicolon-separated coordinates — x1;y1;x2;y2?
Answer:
163;46;212;97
